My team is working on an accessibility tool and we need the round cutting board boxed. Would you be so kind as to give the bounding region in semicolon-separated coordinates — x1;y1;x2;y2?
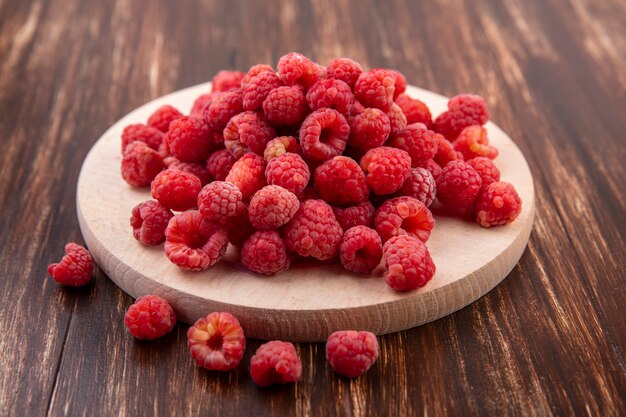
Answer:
77;83;535;342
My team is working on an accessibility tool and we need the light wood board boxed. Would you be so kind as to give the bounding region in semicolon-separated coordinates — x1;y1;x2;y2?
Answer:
76;83;535;342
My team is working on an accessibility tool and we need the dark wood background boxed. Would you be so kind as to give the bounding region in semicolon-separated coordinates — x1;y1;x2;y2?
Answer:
1;0;624;416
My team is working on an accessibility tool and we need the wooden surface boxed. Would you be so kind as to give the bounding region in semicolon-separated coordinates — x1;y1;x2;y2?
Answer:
0;0;624;415
77;83;535;341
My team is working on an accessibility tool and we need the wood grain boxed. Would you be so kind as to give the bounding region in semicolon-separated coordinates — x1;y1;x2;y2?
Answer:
0;0;624;416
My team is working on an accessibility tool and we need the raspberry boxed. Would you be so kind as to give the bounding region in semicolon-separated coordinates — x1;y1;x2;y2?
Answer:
339;226;383;273
436;160;483;212
434;135;463;167
383;235;435;291
265;153;310;198
306;78;354;116
276;52;320;89
425;159;442;180
386;103;408;135
165;116;214;163
332;201;375;231
397;167;437;207
467;157;501;188
283;199;343;260
151;169;202;211
241;231;291;275
354;68;396;111
263;136;300;162
395;93;432;127
389;69;407;98
197;181;244;224
164;210;228;270
348;108;391;151
124;295;176;340
147;105;183;133
249;185;300;229
225;153;266;200
121;123;164;152
375;196;435;243
225;205;256;248
434;94;489;140
250;341;302;387
241;64;274;88
130;200;174;245
326;330;378;378
314;156;369;205
243;71;283;111
190;93;214;118
326;58;362;88
360;146;411;195
388;123;439;168
453;125;498;160
262;85;307;126
204;89;244;132
223;111;276;159
475;182;522;227
121;141;164;187
187;312;245;371
168;159;211;185
300;108;350;161
211;70;245;92
47;243;94;287
206;149;236;182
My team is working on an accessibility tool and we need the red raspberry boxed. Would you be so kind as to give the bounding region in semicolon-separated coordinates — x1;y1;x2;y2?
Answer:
348;108;391;151
47;243;94;287
326;330;378;378
147;105;183;133
168;159;211;185
300;108;350;161
121;123;164;152
164;210;228;270
187;312;245;371
225;205;256;248
190;93;214;118
241;64;274;88
314;156;369;205
205;89;244;132
360;146;411;195
265;152;310;198
211;70;245;92
263;136;300;162
434;135;463;167
339;226;383;273
248;185;299;229
475;182;522;227
397;167;437;207
243;71;283;111
436;160;483;212
121;141;164;187
383;235;435;291
354;68;396;111
224;111;276;159
388;123;439;168
225;153;266;200
326;58;362;89
283;199;343;260
434;94;489;140
306;78;354;116
206;149;236;182
395;94;432;127
262;85;307;126
332;201;375;231
375;196;435;243
467;157;500;188
241;231;291;275
276;52;320;89
453;125;498;160
197;181;244;224
389;69;407;98
425;159;442;180
250;341;302;386
151;169;201;211
386;103;408;135
350;100;366;117
130;200;174;245
124;295;176;340
166;116;214;163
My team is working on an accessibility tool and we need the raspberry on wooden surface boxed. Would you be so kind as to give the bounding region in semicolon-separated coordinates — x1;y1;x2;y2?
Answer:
434;135;463;167
47;243;94;287
130;200;174;245
339;226;383;273
248;185;300;229
348;108;391;151
262;85;308;126
206;149;236;182
397;167;437;207
475;181;522;227
265;152;310;198
332;201;375;231
243;71;283;111
241;230;291;275
165;116;214;163
190;93;214;118
354;68;396;111
250;341;302;387
313;156;369;206
360;146;411;195
187;312;245;371
225;153;266;200
124;295;176;340
326;330;379;378
435;160;483;212
395;93;433;127
147;105;183;133
121;141;164;187
263;136;300;162
388;123;440;168
300;108;350;161
211;70;245;93
121;123;164;152
241;64;274;88
467;157;501;188
204;89;244;132
386;103;408;135
224;111;276;159
167;159;211;185
453;125;498;161
305;78;355;116
151;169;202;211
434;94;489;140
197;181;244;225
276;52;320;89
375;196;435;243
326;58;362;89
383;235;435;291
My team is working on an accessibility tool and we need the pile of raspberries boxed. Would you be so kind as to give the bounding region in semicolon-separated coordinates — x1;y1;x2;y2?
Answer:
120;52;522;291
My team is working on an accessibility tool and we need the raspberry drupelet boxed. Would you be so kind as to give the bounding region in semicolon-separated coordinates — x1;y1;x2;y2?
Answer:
250;341;302;387
147;105;183;133
314;156;369;206
263;136;300;162
48;243;94;287
187;312;246;371
348;108;391;151
326;58;362;89
124;295;177;340
467;157;501;188
453;125;498;161
165;116;214;163
434;93;490;140
190;93;214;118
204;89;244;132
339;226;383;273
262;85;308;126
436;160;483;212
151;169;202;211
211;70;245;92
360;146;411;195
243;71;283;111
397;167;437;207
197;181;244;225
354;68;396;111
248;185;300;229
332;201;375;231
223;111;276;159
276;52;320;89
475;181;522;227
241;230;291;275
167;159;211;185
265;152;310;198
300;108;350;161
130;200;174;245
121;124;164;152
395;93;433;127
206;149;236;182
225;153;267;200
383;235;436;291
375;196;435;243
241;64;274;88
326;330;379;378
121;141;164;187
388;123;440;168
305;78;355;116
